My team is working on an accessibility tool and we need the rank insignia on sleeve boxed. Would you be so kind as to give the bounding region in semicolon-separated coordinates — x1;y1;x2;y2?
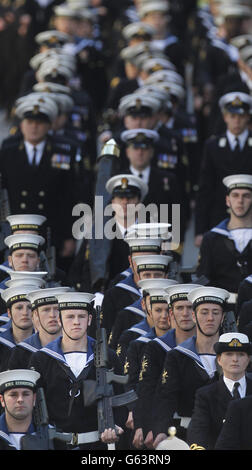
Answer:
116;345;122;357
139;356;148;381
162;369;168;384
124;360;129;375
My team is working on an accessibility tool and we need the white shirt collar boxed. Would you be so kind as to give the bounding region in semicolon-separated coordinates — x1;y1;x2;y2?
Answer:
130;164;151;184
226;129;249;151
223;374;246;398
24;140;46;165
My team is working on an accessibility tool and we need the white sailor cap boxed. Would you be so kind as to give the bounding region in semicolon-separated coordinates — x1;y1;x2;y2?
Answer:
0;369;40;394
141;57;176;74
124;236;162;254
120;42;154;63
143;287;168;304
138;278;178;295
223;174;252;192
5;271;47;289
36;58;75;81
106;174;148;201
27;286;71;310
5;234;45;253
139;1;170;18
35;30;72;47
75;8;96;22
122;22;156;41
54;292;95;311
15;94;58;122
1;285;39;307
219;91;252;114
126;223;171;239
53;3;80;17
144;69;184;86
214;332;252;354
133;85;172;106
33;82;71;95
118;93;161;116
165;283;202;305
220;5;252;18
239;45;252;62
187;286;230;309
144;80;185;102
33;90;74;114
8;271;47;281
6;214;47;233
5;278;46;289
67;0;91;6
133;254;172;273
30;50;76;71
231;34;252;50
156;427;190;450
121;128;159;147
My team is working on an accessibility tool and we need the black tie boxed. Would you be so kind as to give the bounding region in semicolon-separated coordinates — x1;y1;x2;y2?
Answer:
233;137;240;152
138;173;143;178
32;146;37;166
232;382;241;399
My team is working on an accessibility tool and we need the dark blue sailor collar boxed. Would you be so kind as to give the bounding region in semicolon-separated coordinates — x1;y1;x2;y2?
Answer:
125;297;145;318
129;317;151;336
0;413;35;448
18;332;42;354
40;335;95;367
0;327;16;349
116;273;140;297
175;336;210;370
136;327;156;344
211;218;230;238
211;218;252;245
154;328;177;352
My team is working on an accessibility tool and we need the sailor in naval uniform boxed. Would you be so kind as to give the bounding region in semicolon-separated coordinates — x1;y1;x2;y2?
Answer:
100;231;164;336
187;332;252;450
196;174;252;302
113;278;178;364
195;91;252;244
124;286;171;447
133;283;199;449
152;286;230;448
8;286;70;370
0;369;40;450
0;93;77;258
29;292;127;449
0;233;46;315
0;282;41;372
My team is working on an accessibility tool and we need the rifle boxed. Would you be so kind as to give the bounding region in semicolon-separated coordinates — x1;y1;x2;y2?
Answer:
85;305;137;448
21;387;72;450
89;139;121;289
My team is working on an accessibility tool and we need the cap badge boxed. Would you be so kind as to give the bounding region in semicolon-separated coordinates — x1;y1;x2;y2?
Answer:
121;177;128;189
232;97;242;107
228;338;242;348
135;98;142;110
32;105;39;115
